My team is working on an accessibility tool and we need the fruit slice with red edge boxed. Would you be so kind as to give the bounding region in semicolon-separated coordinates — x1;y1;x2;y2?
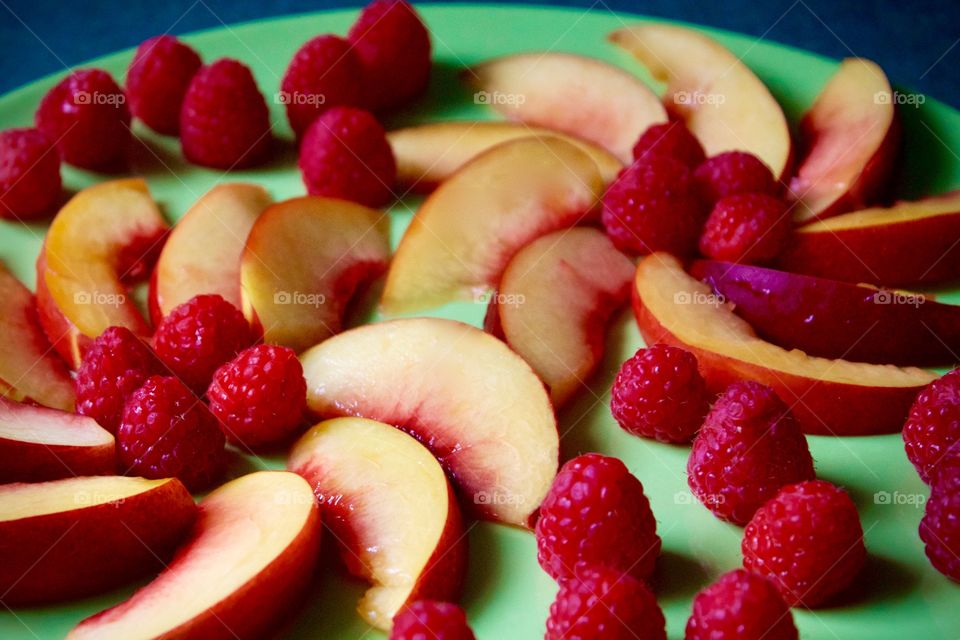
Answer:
288;417;467;630
150;183;271;324
488;228;634;406
609;24;792;179
788;58;900;223
632;253;935;435
464;52;667;163
68;471;320;640
299;317;558;527
692;259;960;367
240;196;390;353
0;476;195;604
382;136;603;315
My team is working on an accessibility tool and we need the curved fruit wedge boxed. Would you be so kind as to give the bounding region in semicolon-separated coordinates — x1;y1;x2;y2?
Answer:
389;120;623;191
0;262;74;410
240;196;390;352
693;260;960;367
788;58;899;223
299;318;558;527
609;24;791;179
778;190;960;286
69;471;320;640
464;52;667;162
487;228;634;406
633;253;935;435
289;417;467;630
150;183;271;323
382;136;603;315
0;476;195;605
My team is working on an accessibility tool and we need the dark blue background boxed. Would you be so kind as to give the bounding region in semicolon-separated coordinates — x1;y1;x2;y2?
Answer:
1;0;959;106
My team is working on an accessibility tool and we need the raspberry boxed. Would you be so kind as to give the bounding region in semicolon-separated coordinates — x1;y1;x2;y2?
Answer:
699;193;791;264
920;457;960;581
611;344;710;443
281;35;364;138
348;0;432;112
632;121;705;168
180;59;272;169
742;480;866;607
546;564;666;640
390;601;475;640
35;69;131;171
153;294;256;393
0;128;61;220
75;326;164;434
903;368;960;484
126;35;202;135
601;155;706;256
688;381;815;525
694;151;778;205
207;344;306;448
117;375;226;490
536;453;661;583
299;106;396;208
685;569;798;640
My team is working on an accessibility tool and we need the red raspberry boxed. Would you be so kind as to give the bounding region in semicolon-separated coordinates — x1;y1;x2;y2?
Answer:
0;128;61;220
299;106;396;208
390;601;475;640
280;35;364;138
611;344;710;443
688;381;815;525
903;368;960;484
694;151;778;205
126;35;202;135
601;155;706;256
535;453;661;583
153;294;256;393
35;69;131;171
632;121;705;168
699;193;790;264
685;569;798;640
742;480;866;607
348;0;432;112
920;457;960;581
180;59;272;169
118;375;226;490
546;564;666;640
207;344;306;448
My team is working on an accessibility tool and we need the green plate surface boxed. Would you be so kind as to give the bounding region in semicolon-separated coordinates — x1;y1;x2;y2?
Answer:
2;4;960;639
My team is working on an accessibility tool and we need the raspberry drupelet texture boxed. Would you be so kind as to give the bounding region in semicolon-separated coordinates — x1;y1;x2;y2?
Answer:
632;121;706;168
390;601;476;640
903;368;960;484
126;35;202;135
685;569;799;640
699;193;791;264
694;151;779;205
919;457;960;581
0;128;61;220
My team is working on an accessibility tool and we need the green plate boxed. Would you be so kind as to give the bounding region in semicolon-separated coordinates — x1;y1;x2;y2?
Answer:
2;4;960;639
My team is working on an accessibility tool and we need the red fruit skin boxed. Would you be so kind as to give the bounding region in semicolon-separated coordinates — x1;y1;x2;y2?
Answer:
920;457;960;581
390;601;476;640
632;121;706;168
126;35;202;135
685;569;798;640
35;68;131;171
348;0;432;112
611;344;710;444
546;564;666;640
699;193;791;264
742;480;866;607
695;151;779;205
904;369;960;484
0;128;61;219
535;453;661;583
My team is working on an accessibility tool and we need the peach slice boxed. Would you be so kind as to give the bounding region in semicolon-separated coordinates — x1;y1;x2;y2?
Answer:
487;228;635;406
464;52;667;162
609;24;792;179
788;58;900;223
240;196;390;352
68;471;320;640
299;318;558;527
0;476;195;604
389;120;624;191
633;253;936;436
150;183;271;323
289;417;467;630
382;136;604;315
